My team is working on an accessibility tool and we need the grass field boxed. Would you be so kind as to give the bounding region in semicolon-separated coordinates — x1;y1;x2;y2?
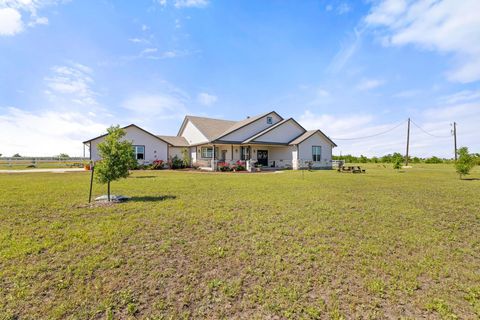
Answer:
0;164;479;319
0;161;85;170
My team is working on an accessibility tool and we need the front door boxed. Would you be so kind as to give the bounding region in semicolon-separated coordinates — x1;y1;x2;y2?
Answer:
257;150;268;166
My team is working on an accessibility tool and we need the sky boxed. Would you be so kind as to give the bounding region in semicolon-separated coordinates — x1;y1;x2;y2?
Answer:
0;0;479;158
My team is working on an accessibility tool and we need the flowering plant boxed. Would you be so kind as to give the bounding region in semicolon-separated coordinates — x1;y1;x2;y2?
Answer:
151;159;164;170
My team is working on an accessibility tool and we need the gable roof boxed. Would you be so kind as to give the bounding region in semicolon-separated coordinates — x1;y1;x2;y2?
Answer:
83;124;171;145
157;135;189;147
242;118;305;143
289;130;337;147
177;115;236;141
213;111;283;141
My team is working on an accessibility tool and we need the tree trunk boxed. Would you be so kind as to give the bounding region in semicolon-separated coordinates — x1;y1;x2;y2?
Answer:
107;181;111;201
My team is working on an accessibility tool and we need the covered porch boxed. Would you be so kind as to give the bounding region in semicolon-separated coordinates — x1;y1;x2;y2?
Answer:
192;143;294;171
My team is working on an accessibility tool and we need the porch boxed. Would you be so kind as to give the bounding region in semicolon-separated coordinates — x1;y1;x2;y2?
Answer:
192;144;294;171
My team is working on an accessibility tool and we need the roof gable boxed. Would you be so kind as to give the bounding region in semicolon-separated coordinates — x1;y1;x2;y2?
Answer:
289;130;337;147
83;124;171;145
178;116;236;141
243;118;306;144
214;111;283;142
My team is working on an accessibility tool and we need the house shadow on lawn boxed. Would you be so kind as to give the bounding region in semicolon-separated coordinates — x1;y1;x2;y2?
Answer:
129;195;177;202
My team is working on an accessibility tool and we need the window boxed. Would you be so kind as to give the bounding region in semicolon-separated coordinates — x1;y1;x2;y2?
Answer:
201;147;219;158
312;146;321;162
240;146;250;160
134;145;145;160
266;116;273;124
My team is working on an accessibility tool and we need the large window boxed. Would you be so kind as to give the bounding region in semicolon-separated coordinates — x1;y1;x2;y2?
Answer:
240;146;251;160
134;145;145;160
312;146;321;162
201;147;219;158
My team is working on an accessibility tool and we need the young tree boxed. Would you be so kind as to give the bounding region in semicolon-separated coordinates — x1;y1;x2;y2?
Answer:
95;125;136;201
393;158;402;171
455;147;475;179
57;153;70;160
181;147;191;168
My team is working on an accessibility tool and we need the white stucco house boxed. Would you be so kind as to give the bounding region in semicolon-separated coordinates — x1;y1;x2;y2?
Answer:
83;111;337;171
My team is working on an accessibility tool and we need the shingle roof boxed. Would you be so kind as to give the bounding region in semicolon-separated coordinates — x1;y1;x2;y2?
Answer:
184;116;236;141
289;130;337;147
157;135;189;147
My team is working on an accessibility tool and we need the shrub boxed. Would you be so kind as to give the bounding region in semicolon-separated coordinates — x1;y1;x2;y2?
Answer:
169;156;185;169
393;158;402;170
425;156;443;164
218;162;231;172
455;147;475;179
232;160;246;171
151;160;164;170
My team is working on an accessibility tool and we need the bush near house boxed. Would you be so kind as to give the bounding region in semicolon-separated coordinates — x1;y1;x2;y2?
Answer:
151;160;165;170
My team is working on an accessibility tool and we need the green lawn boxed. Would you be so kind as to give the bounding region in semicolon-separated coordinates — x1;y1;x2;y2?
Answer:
0;165;479;319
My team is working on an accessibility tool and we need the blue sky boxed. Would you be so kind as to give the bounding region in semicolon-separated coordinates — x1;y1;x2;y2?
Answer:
1;0;479;157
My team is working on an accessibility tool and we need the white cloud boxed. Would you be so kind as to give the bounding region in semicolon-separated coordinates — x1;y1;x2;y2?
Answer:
128;37;150;44
174;0;208;8
439;89;480;105
298;95;479;158
365;0;480;83
0;0;63;36
328;27;363;73
197;92;217;106
337;2;351;15
355;78;384;91
0;107;107;156
44;63;98;105
122;93;187;119
0;7;23;35
141;24;149;31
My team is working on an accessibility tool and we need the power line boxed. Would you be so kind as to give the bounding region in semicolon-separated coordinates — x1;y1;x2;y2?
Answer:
410;120;452;138
331;119;407;140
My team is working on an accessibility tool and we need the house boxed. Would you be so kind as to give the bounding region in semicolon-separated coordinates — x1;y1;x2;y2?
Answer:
83;111;337;171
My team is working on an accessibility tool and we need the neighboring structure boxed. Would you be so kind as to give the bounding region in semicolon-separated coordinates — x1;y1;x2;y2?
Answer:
83;111;337;170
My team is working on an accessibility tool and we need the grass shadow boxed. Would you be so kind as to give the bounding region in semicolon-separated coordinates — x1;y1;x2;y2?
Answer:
132;176;156;179
129;195;176;202
461;178;480;181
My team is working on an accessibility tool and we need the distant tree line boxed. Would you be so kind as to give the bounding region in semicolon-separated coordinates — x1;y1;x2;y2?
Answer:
334;152;480;165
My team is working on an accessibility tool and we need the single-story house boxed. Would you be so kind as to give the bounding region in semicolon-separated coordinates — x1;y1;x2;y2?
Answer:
83;111;337;170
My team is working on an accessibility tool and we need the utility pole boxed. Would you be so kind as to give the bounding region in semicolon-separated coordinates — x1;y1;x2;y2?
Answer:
405;118;410;166
453;122;457;161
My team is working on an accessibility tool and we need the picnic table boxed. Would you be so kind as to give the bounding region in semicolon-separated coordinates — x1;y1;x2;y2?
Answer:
337;165;366;173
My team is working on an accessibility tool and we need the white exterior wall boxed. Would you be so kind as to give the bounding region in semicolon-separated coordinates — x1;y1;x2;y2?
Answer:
169;147;187;160
253;120;305;144
181;121;208;145
89;126;168;163
296;132;333;169
220;113;282;142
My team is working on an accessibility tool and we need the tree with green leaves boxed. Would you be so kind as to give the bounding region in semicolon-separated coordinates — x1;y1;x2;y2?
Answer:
181;147;191;168
393;158;402;171
455;147;475;179
57;153;70;161
95;125;137;201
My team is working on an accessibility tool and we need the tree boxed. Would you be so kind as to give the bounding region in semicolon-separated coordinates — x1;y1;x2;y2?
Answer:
57;153;70;160
95;125;136;201
393;158;402;171
181;147;191;168
12;153;21;157
455;147;475;179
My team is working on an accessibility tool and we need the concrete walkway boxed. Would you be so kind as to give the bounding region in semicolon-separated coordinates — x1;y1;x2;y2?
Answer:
0;168;86;173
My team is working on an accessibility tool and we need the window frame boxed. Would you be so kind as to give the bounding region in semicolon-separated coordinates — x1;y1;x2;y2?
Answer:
312;146;321;162
133;145;145;160
201;146;219;159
